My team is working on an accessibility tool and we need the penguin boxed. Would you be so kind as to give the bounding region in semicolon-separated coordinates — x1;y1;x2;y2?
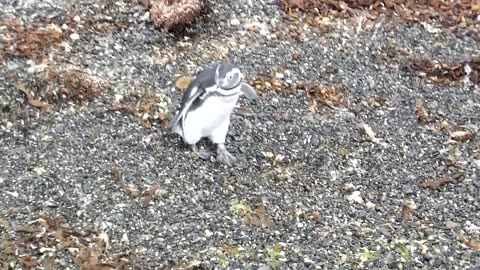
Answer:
169;62;258;166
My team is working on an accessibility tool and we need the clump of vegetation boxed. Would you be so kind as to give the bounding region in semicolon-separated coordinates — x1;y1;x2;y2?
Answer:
142;0;209;31
0;20;66;63
278;0;480;28
0;216;135;269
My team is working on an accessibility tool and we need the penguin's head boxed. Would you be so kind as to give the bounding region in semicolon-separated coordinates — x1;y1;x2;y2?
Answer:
215;62;243;91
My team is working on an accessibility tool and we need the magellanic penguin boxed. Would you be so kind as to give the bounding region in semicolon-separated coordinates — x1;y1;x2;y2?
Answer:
169;62;258;166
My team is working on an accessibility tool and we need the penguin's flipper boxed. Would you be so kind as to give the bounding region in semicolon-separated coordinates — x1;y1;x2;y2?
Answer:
240;82;258;100
169;85;205;132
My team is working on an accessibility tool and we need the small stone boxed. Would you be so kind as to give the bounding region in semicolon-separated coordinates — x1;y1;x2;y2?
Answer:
230;18;240;26
141;11;150;21
473;159;480;168
303;257;314;264
445;221;459;229
122;233;129;242
205;229;213;237
7;61;20;71
70;33;80;40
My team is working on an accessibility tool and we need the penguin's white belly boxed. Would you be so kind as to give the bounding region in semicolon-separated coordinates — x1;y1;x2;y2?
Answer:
184;93;240;141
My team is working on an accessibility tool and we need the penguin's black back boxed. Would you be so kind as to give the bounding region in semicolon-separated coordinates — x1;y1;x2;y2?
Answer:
180;65;217;112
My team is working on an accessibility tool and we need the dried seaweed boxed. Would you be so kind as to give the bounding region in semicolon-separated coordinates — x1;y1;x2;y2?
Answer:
0;216;134;269
15;83;47;109
301;82;345;111
40;67;104;105
248;69;297;95
279;0;480;28
415;99;432;124
142;0;209;31
407;56;480;85
0;20;66;63
419;177;455;190
134;89;170;128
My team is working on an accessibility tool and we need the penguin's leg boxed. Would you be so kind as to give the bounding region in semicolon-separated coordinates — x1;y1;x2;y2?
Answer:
208;117;237;166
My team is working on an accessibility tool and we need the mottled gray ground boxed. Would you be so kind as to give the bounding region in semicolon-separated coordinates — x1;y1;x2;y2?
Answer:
1;0;480;269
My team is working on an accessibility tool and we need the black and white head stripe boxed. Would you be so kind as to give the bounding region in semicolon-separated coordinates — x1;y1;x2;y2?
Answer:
215;63;243;94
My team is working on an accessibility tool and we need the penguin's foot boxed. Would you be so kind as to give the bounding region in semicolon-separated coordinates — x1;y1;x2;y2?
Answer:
190;144;214;160
216;143;237;166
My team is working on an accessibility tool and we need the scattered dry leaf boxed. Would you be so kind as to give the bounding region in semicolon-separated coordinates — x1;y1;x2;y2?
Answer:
305;83;344;108
460;235;480;250
396;205;415;222
19;256;40;268
244;201;275;229
125;183;140;198
415;99;431;124
16;83;47;109
361;123;380;143
420;177;455;190
451;130;474;142
110;106;136;115
175;76;194;90
142;185;159;203
310;211;321;222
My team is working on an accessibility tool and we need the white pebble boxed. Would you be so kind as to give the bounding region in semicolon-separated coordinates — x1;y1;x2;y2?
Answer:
70;33;80;40
230;18;240;26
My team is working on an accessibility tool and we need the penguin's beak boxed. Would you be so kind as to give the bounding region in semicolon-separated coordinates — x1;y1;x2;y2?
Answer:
240;82;258;100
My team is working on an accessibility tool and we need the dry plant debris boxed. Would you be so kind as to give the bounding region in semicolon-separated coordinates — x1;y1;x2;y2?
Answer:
233;200;275;229
419;177;456;190
450;129;475;142
0;217;134;269
302;82;345;111
261;152;297;182
415;99;432;124
11;64;106;109
134;90;170;128
15;83;47;109
459;234;480;250
248;69;296;95
141;0;208;31
279;0;480;28
407;56;480;86
0;20;66;63
40;67;104;105
110;88;172;129
395;201;417;222
175;76;194;90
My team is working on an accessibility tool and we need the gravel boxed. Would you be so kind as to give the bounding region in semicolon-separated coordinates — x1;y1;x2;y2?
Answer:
1;0;479;269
